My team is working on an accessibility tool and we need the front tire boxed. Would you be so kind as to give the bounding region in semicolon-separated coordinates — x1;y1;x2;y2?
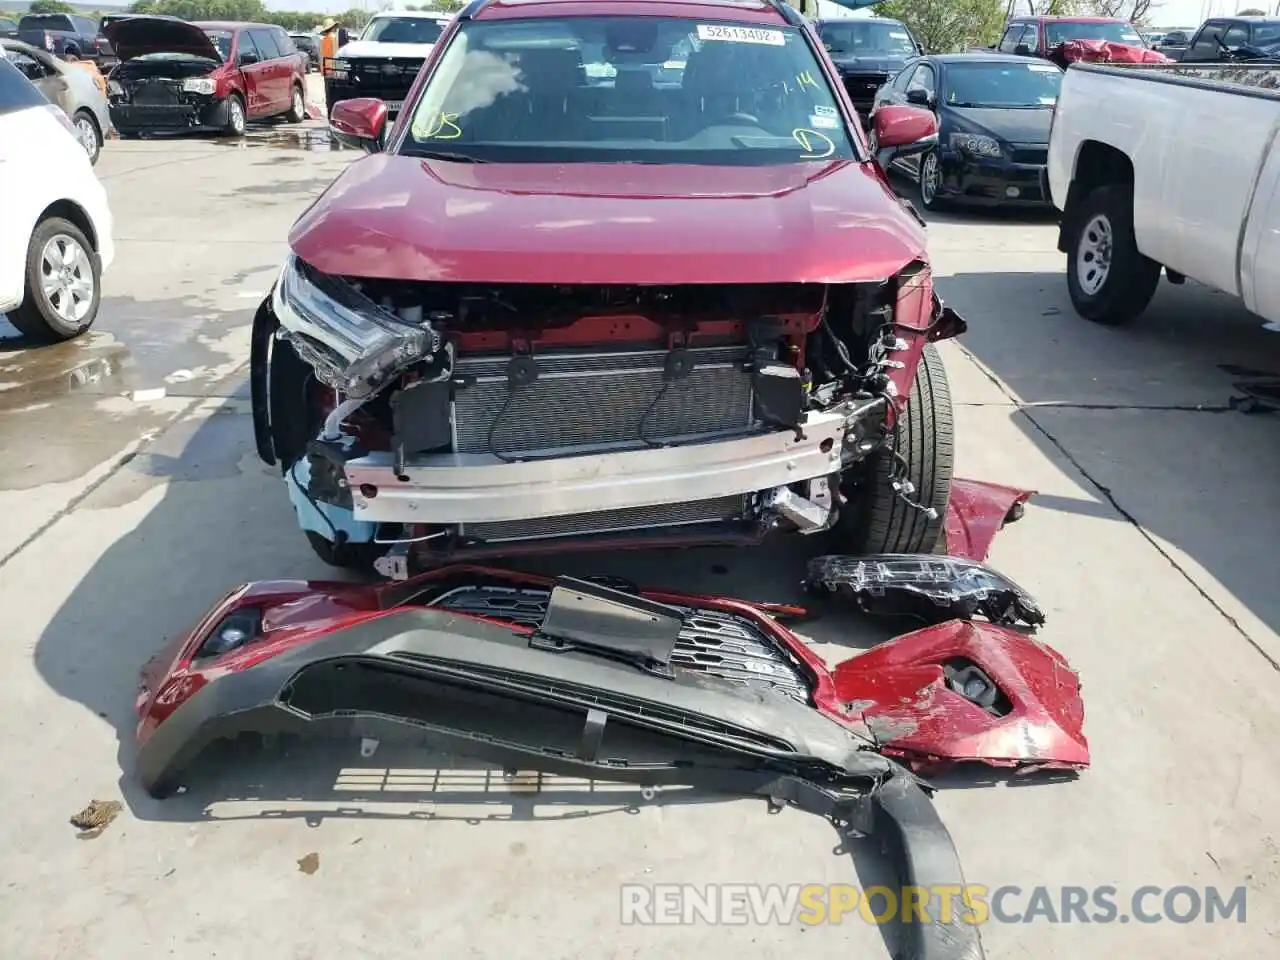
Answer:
304;530;384;572
838;342;954;554
1065;184;1161;325
285;84;306;123
916;148;944;211
9;217;100;342
73;110;101;164
223;94;246;137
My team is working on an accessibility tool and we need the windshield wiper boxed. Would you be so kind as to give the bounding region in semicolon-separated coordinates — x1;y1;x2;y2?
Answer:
412;149;489;163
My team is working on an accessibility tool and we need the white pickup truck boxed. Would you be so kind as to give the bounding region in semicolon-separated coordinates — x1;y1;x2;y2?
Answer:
1046;61;1280;326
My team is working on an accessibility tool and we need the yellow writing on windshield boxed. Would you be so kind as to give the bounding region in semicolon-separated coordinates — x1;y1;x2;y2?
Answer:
795;70;819;89
792;128;834;159
420;111;463;140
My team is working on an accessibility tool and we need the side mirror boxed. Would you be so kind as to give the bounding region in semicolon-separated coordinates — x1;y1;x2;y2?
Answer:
330;97;388;153
238;52;260;65
871;104;939;164
1014;44;1031;56
905;88;933;108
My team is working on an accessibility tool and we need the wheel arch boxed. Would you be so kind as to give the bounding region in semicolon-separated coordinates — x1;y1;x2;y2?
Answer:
36;199;98;253
1057;140;1134;253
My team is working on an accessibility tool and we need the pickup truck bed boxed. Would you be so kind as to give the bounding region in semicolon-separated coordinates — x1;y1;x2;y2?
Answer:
1047;61;1280;326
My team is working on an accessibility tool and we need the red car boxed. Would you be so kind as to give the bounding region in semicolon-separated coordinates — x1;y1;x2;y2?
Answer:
252;0;951;578
994;15;1147;63
104;15;308;137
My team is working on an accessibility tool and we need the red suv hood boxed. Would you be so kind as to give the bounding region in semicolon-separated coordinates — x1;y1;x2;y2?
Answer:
289;156;927;285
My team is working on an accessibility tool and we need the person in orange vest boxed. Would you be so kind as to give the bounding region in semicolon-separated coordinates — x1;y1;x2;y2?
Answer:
319;18;341;65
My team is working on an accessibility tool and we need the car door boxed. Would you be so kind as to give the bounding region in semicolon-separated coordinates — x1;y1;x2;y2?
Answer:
896;63;936;177
1183;21;1227;62
234;29;269;117
248;27;287;112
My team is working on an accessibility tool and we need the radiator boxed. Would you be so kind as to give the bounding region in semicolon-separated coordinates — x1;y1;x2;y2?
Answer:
451;345;755;456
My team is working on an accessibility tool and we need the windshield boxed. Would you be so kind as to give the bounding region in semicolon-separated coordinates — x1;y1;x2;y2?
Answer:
944;61;1062;108
403;16;856;166
361;17;445;44
18;15;67;29
818;20;917;56
205;30;231;59
1045;21;1146;47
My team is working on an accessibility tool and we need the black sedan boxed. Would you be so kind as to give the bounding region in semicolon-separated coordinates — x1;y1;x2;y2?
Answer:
871;53;1062;211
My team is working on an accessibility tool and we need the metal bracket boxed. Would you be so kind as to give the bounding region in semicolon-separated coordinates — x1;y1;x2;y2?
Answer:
373;540;411;581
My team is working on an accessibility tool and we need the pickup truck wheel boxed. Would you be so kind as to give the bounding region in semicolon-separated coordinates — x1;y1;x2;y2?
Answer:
1066;184;1161;325
285;84;306;123
223;94;246;137
837;341;954;554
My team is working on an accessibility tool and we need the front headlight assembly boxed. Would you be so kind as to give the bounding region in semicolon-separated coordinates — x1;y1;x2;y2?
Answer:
272;255;441;400
950;133;1001;158
181;77;217;95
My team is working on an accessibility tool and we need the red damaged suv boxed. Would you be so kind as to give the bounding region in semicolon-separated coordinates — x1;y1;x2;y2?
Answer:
250;0;955;578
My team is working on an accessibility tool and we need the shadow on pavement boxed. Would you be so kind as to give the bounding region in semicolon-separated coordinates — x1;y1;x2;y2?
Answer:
937;267;1280;649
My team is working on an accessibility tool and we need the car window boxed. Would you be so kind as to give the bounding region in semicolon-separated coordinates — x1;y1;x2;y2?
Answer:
236;30;261;62
274;29;296;55
0;19;17;32
817;20;917;56
1044;20;1145;47
204;30;232;60
18;15;72;31
1018;24;1041;51
997;24;1023;53
1187;21;1226;58
890;59;918;88
943;61;1061;108
362;16;446;44
403;16;856;166
1252;22;1280;47
906;63;935;97
3;49;53;81
250;28;282;60
0;54;47;118
1224;23;1250;48
72;16;96;34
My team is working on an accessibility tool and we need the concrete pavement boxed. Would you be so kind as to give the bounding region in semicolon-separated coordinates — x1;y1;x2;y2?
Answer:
0;122;1278;959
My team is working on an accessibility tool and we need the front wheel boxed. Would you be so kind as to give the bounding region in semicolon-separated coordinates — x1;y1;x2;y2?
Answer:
222;94;246;137
285;84;306;123
73;110;101;164
916;148;945;211
837;341;954;554
1065;183;1161;325
8;217;100;342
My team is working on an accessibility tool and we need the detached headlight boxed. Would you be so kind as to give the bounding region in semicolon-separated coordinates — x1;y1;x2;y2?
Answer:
273;255;437;399
181;77;216;95
326;58;349;80
950;133;1001;158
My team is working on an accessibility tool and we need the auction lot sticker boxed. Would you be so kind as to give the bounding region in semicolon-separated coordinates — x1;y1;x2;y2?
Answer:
696;24;785;46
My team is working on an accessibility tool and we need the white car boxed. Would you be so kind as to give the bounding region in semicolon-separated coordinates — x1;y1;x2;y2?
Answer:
0;55;113;341
323;11;452;117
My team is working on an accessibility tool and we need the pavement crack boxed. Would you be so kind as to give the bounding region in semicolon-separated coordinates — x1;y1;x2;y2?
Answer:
0;362;249;572
956;343;1280;674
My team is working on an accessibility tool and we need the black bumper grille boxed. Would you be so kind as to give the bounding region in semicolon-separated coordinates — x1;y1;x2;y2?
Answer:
426;583;812;703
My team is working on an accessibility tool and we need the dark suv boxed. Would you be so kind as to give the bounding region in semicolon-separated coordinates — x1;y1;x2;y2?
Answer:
1179;17;1280;62
816;16;923;120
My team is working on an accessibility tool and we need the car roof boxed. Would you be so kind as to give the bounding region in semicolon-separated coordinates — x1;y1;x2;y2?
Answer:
927;52;1052;66
191;21;279;31
816;16;905;26
370;9;453;17
1013;15;1127;23
469;0;792;25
